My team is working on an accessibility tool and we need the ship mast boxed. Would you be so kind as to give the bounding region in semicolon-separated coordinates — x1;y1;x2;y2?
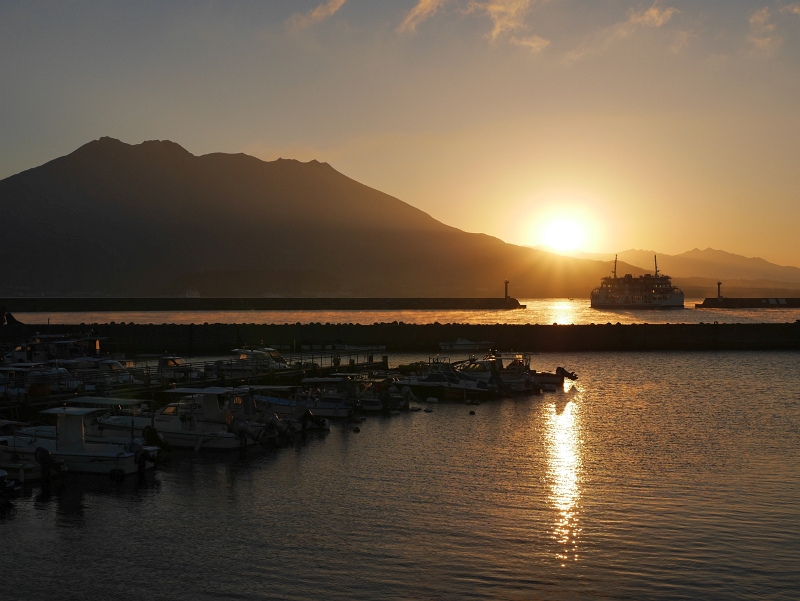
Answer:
654;254;659;277
613;254;618;278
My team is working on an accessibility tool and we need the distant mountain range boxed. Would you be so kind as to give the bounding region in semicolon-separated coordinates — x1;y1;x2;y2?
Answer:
1;137;797;299
565;248;800;284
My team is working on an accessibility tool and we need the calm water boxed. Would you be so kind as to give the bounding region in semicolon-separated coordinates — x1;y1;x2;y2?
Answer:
3;351;800;600
19;298;800;326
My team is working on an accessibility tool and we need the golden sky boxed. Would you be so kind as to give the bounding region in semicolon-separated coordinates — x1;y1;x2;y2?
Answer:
2;1;799;264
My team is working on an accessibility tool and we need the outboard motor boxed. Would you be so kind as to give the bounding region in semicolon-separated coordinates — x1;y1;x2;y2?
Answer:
556;367;578;380
141;425;169;450
299;410;329;431
228;418;264;443
264;412;294;436
34;447;56;482
401;386;418;403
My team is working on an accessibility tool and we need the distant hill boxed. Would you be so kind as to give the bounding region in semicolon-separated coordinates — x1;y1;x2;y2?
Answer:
562;247;800;294
0;137;638;298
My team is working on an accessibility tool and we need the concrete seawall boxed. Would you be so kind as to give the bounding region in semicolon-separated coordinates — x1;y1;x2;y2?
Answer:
0;297;524;311
3;322;800;354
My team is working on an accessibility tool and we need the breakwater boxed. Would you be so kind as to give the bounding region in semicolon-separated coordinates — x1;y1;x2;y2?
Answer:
3;322;800;353
695;297;800;308
0;297;524;312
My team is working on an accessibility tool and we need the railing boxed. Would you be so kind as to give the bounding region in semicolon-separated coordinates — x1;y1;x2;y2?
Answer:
0;350;388;407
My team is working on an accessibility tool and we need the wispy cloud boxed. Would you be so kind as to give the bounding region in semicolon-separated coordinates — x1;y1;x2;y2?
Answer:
566;2;678;61
746;7;781;54
469;0;550;52
781;3;800;16
510;34;550;52
669;29;693;53
287;0;347;31
398;0;449;32
468;0;532;39
399;0;548;52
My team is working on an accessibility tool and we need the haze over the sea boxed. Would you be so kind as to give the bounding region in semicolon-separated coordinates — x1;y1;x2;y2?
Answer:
2;1;799;265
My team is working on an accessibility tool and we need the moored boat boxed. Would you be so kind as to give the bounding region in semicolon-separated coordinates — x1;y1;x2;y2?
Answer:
0;407;157;479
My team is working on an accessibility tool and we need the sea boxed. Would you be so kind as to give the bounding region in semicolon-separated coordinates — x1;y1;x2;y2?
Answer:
16;297;800;326
3;350;799;600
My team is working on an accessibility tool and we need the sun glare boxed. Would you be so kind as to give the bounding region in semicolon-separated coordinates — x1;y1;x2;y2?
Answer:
541;219;584;252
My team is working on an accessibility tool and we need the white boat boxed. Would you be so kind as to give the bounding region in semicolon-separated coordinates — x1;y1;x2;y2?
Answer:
95;389;270;450
455;353;539;394
0;407;157;479
591;254;684;309
165;387;279;442
96;404;250;451
439;338;493;351
254;380;353;418
394;364;492;401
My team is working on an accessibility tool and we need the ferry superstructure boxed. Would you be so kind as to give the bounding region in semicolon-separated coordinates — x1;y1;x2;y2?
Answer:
591;255;684;309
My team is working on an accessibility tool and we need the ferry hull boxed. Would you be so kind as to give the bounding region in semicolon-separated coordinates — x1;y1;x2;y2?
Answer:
590;302;685;309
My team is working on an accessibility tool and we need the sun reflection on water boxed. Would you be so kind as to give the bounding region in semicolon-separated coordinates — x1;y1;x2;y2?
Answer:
549;300;577;325
546;393;583;565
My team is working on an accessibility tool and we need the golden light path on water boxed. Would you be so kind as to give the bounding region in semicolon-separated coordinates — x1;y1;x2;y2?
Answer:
545;385;583;566
550;300;577;325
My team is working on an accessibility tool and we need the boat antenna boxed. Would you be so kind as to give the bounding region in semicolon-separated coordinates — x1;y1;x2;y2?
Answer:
654;254;659;277
613;254;617;278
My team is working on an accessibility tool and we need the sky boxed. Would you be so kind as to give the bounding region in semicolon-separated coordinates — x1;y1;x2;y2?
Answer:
1;1;799;265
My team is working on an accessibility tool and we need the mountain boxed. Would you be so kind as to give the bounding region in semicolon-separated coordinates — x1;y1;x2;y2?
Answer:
0;137;637;298
562;247;800;293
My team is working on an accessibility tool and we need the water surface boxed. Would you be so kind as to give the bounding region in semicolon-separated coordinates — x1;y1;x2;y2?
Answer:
2;351;799;600
19;298;800;326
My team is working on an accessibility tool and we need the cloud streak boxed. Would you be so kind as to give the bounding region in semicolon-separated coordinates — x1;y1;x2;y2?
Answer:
566;2;678;61
781;3;800;16
746;7;781;54
287;0;347;31
399;0;449;32
399;0;548;51
468;0;532;39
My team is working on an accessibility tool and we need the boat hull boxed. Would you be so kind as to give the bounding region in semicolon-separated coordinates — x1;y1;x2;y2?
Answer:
590;302;684;309
0;437;143;476
96;420;249;450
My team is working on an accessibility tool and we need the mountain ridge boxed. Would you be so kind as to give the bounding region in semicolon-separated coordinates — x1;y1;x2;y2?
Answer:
558;247;800;285
1;137;625;297
1;137;796;299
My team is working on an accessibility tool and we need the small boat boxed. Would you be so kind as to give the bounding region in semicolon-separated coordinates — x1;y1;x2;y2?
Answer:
254;378;353;418
439;338;493;351
97;388;273;450
0;407;157;478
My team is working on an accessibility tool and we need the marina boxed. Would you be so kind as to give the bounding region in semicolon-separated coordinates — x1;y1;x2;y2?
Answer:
2;350;798;600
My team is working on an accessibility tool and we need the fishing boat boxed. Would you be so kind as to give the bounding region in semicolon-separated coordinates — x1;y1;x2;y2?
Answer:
95;389;269;450
394;360;492;401
253;378;353;418
0;407;157;479
591;254;684;309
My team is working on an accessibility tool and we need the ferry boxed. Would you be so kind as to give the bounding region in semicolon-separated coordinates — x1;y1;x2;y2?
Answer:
591;255;684;309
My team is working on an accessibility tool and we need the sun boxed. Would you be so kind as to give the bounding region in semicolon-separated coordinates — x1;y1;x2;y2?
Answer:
541;218;585;252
